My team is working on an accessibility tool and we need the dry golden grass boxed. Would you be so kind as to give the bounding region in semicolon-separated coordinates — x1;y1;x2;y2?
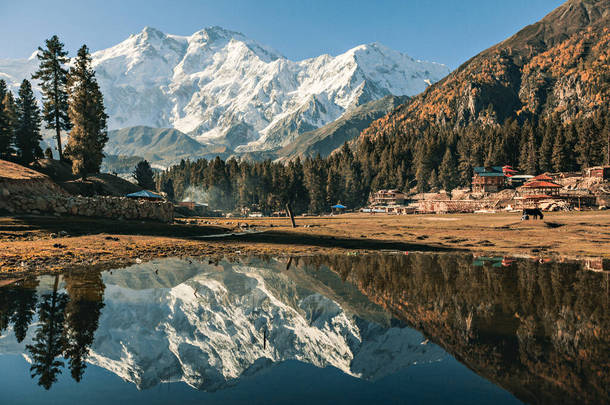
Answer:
0;159;47;180
1;210;609;277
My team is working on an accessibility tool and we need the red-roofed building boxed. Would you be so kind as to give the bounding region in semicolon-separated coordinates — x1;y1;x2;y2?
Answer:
532;173;554;181
518;180;562;196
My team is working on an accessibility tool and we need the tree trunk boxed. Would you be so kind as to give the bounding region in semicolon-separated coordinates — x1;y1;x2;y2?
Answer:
286;203;296;228
55;126;63;161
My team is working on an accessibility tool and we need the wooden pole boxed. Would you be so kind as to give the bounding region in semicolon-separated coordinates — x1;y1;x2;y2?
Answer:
286;203;296;228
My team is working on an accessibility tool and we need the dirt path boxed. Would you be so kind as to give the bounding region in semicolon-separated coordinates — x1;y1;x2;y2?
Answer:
1;211;609;278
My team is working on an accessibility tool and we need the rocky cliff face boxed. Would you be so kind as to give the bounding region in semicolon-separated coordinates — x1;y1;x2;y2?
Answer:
363;0;610;139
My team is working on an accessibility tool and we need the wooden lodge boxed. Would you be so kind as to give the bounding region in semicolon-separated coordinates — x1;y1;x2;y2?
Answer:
472;167;506;193
369;189;407;206
583;166;610;180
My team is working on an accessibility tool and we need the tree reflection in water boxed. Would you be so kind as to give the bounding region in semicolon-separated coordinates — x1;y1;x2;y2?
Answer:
298;254;610;405
0;271;105;390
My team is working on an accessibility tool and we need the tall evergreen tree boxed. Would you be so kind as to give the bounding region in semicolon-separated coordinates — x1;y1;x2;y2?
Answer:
0;79;6;103
439;148;459;191
65;45;108;177
525;130;538;175
551;129;569;172
538;121;555;173
575;118;604;168
0;80;13;158
133;160;155;190
15;80;42;164
161;177;175;201
32;35;71;161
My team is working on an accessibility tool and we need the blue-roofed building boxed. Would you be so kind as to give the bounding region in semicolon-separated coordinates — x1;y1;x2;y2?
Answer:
472;167;506;193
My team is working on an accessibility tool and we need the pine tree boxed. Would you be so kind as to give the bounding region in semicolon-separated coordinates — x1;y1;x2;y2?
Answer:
439;148;459;191
15;80;42;164
456;137;472;186
65;45;108;177
525;130;538;174
428;169;439;191
325;169;341;206
161;177;175;201
133;160;155;189
0;79;6;103
538;121;555;173
414;140;430;192
575;118;604;168
551;129;569;172
32;35;71;161
0;80;13;158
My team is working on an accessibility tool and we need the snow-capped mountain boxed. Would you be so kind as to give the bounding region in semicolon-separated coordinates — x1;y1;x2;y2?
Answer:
0;258;446;391
0;26;449;152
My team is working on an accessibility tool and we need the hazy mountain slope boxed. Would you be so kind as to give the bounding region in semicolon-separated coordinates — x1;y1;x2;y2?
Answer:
277;95;409;161
0;26;449;154
362;0;610;139
105;126;212;165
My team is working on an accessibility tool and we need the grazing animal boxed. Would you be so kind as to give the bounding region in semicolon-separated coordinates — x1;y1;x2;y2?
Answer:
522;208;544;220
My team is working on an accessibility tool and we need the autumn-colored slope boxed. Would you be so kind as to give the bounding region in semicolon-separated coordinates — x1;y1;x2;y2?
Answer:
362;0;610;139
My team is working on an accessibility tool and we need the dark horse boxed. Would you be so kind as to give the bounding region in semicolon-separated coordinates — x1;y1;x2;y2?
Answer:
522;208;544;220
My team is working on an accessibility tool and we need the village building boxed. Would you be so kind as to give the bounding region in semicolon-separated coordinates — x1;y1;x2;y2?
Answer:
583;166;610;180
177;201;209;215
471;167;506;193
518;179;562;196
369;189;407;206
507;174;534;188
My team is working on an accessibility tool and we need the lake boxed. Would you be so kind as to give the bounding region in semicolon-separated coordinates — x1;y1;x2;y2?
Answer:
0;253;608;404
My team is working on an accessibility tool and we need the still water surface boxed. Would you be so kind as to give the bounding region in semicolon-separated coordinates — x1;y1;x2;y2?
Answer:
0;254;608;404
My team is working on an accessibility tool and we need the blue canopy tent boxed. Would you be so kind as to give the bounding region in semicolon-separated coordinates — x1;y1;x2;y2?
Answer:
331;204;346;214
125;190;164;200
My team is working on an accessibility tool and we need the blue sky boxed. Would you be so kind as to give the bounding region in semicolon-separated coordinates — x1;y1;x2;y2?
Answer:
0;0;563;69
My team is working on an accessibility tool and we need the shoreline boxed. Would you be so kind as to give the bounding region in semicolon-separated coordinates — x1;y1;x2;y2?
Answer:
1;211;609;278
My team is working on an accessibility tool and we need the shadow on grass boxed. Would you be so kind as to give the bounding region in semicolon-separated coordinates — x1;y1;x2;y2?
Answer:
0;215;226;238
211;230;459;253
2;215;459;253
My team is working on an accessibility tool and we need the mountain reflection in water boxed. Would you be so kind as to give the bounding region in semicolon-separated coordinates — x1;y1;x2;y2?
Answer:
0;253;608;404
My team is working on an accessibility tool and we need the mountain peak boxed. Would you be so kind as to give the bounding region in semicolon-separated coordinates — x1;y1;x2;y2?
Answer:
135;26;167;40
194;26;245;42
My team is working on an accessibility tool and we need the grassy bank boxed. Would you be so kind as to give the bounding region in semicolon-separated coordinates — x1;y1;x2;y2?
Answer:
1;211;609;277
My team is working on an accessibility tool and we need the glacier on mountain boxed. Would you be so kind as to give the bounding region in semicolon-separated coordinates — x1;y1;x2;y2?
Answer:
0;26;449;152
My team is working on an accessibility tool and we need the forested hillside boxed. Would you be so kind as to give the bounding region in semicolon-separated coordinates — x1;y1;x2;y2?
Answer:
356;0;610;192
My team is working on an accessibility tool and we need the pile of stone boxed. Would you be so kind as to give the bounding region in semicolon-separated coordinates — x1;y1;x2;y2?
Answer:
0;160;173;222
0;190;173;222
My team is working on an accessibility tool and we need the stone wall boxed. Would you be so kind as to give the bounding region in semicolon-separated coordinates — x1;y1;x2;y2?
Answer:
0;178;173;223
